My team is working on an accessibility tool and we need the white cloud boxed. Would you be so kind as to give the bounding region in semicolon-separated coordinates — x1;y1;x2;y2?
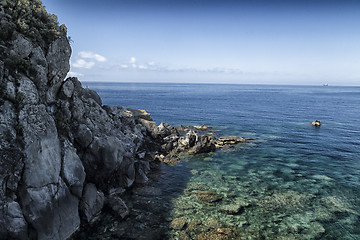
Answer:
138;65;148;70
79;51;107;62
130;57;136;64
120;64;129;69
67;71;84;77
132;64;137;68
148;61;155;66
72;59;95;69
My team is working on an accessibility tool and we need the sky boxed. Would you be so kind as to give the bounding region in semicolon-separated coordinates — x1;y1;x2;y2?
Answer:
41;0;360;85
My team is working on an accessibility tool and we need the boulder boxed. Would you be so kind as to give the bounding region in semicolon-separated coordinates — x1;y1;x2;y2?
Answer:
188;135;216;154
18;76;40;104
75;124;93;148
20;180;80;240
30;46;48;96
88;136;125;172
80;183;105;222
194;124;208;131
195;190;222;203
179;130;197;148
163;123;179;135
312;120;321;127
186;219;202;233
81;88;102;106
135;168;149;184
59;79;75;99
118;158;136;188
5;81;16;100
179;231;191;240
20;104;62;188
46;36;71;103
177;125;185;132
215;136;246;148
219;203;243;215
106;196;129;219
139;119;158;136
61;140;86;198
0;200;28;239
170;218;187;230
128;108;153;121
156;122;171;138
12;34;33;58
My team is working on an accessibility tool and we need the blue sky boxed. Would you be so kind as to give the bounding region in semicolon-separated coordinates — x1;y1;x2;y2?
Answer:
42;0;360;85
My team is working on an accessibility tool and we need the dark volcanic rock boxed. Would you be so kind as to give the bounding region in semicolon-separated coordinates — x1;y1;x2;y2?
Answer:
215;136;246;148
0;200;28;239
75;123;93;148
61;140;86;198
188;135;216;154
106;196;129;219
20;180;80;240
80;183;105;222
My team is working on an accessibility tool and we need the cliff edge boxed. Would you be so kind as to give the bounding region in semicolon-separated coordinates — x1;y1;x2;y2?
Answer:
0;1;161;239
0;1;245;239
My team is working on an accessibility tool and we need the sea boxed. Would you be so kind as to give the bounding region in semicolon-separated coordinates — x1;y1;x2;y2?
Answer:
76;83;360;240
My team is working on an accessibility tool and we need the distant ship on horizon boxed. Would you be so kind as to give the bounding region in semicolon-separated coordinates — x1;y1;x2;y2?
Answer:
323;83;329;86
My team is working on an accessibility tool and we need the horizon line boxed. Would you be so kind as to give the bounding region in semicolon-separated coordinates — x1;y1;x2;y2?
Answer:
79;80;360;88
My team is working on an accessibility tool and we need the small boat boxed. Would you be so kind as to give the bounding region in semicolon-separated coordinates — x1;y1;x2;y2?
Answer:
323;84;329;86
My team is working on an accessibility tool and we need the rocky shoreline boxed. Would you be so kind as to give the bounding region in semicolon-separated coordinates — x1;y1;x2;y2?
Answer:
0;2;246;239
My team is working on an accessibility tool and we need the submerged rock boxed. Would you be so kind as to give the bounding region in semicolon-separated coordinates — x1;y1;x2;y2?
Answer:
179;231;191;240
204;218;222;229
196;228;236;240
187;219;202;232
219;203;243;215
195;190;222;203
170;218;187;230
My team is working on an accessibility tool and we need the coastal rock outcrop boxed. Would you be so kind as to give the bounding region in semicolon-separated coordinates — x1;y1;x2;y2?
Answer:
0;1;247;239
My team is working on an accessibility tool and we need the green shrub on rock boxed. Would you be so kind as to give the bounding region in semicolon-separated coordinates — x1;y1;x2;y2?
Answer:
0;0;66;49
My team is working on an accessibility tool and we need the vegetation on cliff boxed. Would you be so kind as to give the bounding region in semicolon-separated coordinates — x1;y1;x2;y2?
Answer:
0;0;66;49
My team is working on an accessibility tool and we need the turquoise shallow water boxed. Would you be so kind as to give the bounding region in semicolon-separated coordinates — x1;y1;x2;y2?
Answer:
79;83;360;239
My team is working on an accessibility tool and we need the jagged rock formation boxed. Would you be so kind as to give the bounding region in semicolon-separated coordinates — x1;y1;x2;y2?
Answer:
0;1;153;239
0;1;246;239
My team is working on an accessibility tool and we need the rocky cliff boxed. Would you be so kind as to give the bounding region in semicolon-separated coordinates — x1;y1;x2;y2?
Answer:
0;1;158;239
0;1;245;239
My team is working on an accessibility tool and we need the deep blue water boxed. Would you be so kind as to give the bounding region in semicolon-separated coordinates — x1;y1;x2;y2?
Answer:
83;82;360;240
